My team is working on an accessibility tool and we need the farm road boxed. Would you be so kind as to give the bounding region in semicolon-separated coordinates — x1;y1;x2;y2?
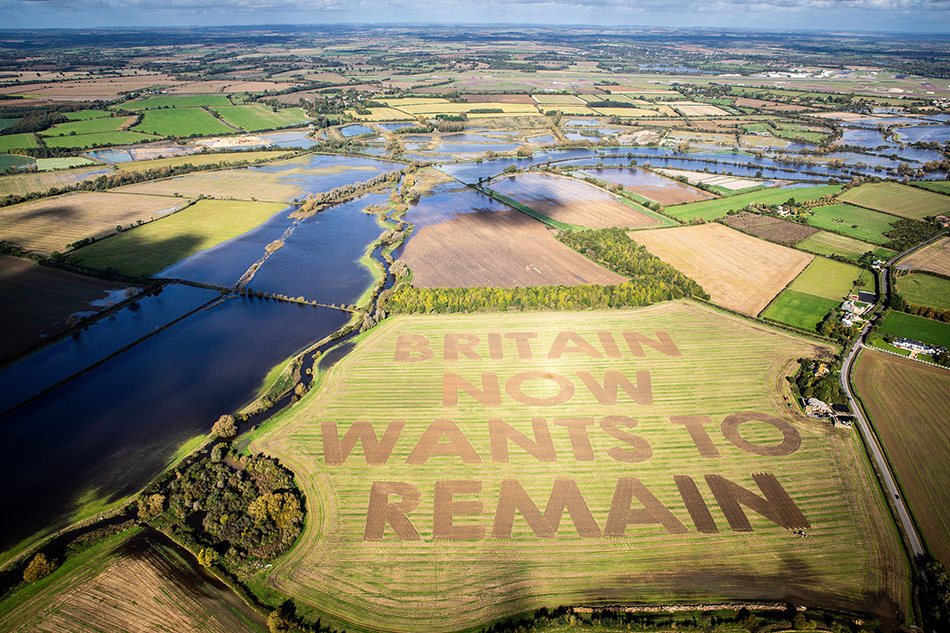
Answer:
841;323;924;560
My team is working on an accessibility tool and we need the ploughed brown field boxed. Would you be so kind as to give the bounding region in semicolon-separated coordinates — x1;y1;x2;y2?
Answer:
628;223;813;316
489;172;662;229
722;211;820;245
854;348;950;569
0;255;127;359
399;207;626;288
0;191;188;254
1;530;266;633
900;237;950;276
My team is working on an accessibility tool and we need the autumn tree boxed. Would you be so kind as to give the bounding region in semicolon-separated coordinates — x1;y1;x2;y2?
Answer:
23;553;56;583
212;414;237;438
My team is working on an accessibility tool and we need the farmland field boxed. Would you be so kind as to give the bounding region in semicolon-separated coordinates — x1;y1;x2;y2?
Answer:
0;165;113;198
628;223;813;315
39;115;135;137
911;181;950;195
876;310;950;348
68;198;288;277
721;211;819;245
578;168;714;205
854;348;950;567
839;182;950;220
114;150;293;173
895;273;950;310
121;94;233;110
0;255;126;358
787;257;863;301
42;130;162;149
115;167;304;201
63;110;112;120
664;185;842;222
134;108;234;137
797;231;893;261
805;204;896;245
0;191;187;254
398;192;626;288
0;133;39;152
899;237;950;276
488;173;663;229
34;157;97;170
760;289;839;331
211;105;311;131
0;528;266;633
250;302;908;633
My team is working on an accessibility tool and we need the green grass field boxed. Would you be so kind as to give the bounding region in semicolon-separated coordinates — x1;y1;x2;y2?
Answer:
211;105;311;132
133;108;234;138
42;130;161;149
0;133;39;152
34;157;98;171
0;154;34;170
840;182;950;220
664;185;842;222
877;310;950;348
895;273;950;311
804;203;896;245
787;257;864;300
759;289;839;331
68;199;288;276
796;230;894;261
39;116;134;137
250;302;908;633
119;94;233;110
911;181;950;195
63;110;112;121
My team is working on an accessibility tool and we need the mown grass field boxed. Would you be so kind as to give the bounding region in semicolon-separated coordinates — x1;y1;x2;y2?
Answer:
804;203;896;245
0;133;39;152
876;310;950;348
786;257;863;301
854;348;950;568
251;302;908;633
840;182;950;220
39;115;134;137
134;108;234;137
0;165;111;198
42;130;161;149
796;230;894;261
211;105;311;131
895;273;950;310
0;191;187;254
120;94;233;110
759;289;839;331
911;181;950;195
114;150;292;173
63;110;112;121
664;185;841;222
68;198;288;277
35;157;97;171
0;528;266;633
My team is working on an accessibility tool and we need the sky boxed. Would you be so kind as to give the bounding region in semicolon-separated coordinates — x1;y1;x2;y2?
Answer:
2;0;950;33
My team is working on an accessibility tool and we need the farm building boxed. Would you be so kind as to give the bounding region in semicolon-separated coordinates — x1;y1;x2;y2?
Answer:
892;338;946;356
804;397;833;417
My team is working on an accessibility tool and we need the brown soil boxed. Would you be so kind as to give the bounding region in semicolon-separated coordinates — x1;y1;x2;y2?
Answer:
723;211;819;245
900;236;950;276
400;207;626;288
490;173;662;229
462;94;536;104
628;223;813;316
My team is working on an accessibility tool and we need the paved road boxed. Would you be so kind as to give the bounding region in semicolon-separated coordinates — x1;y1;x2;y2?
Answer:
839;323;925;559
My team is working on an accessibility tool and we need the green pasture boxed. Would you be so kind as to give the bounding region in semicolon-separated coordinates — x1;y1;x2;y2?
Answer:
664;184;842;222
796;230;893;261
250;302;908;633
911;181;950;195
63;110;111;121
895;273;950;311
840;182;950;220
0;118;19;130
68;199;287;277
0;133;39;152
877;311;950;348
119;94;232;110
787;257;864;300
39;116;133;137
805;203;896;245
759;289;839;331
42;131;161;149
211;105;311;132
133;108;234;138
0;154;34;170
35;157;97;171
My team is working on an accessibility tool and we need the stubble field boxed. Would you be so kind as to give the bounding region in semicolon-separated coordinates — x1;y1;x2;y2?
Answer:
627;223;814;316
250;302;908;633
900;237;950;276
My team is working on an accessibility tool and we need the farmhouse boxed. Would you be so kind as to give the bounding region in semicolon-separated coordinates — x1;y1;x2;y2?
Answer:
803;397;833;418
892;338;945;356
